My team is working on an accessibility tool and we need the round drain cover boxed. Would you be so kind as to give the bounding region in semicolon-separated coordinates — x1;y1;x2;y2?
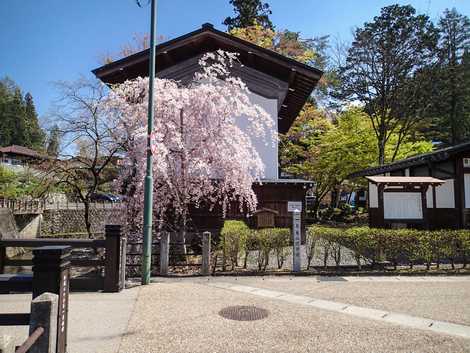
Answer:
219;305;269;321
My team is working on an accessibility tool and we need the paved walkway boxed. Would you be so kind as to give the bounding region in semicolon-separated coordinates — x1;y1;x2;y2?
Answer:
0;288;139;353
2;276;470;353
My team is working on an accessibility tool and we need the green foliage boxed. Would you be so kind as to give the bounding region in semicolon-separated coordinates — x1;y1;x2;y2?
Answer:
309;225;470;271
224;0;273;31
426;9;470;144
280;105;433;217
46;125;61;157
219;222;291;271
0;165;56;198
220;220;250;270
0;78;45;150
270;228;291;269
338;5;437;164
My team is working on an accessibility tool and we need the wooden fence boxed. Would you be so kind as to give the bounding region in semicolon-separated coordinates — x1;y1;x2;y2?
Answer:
0;198;125;214
0;225;126;293
126;231;212;277
0;198;44;215
0;245;71;353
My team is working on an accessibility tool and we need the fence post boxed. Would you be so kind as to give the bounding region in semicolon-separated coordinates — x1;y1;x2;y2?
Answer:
160;232;169;276
0;246;5;274
32;246;70;353
28;292;59;353
104;225;124;293
201;232;211;276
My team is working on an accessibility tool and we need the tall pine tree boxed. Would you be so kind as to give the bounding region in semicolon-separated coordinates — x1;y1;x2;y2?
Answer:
432;8;470;144
0;77;45;151
224;0;273;31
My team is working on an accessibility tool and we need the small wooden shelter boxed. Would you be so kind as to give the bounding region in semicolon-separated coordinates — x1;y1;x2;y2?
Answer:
366;176;445;229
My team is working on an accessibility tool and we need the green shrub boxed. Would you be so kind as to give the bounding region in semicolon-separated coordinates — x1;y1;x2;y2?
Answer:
220;220;250;270
306;227;320;269
307;225;470;271
270;228;291;269
251;229;272;271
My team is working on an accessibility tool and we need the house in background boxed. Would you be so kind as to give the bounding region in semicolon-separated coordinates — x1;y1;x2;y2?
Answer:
0;145;46;167
92;23;322;231
350;141;470;229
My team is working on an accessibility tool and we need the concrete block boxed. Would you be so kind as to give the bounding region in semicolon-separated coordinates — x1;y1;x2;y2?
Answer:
276;294;313;305
343;305;388;320
0;334;13;353
251;288;284;298
382;313;434;330
307;299;349;312
428;320;470;339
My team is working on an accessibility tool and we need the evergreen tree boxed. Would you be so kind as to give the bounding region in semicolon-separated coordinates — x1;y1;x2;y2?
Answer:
0;77;45;151
24;93;45;150
224;0;273;31
431;8;470;144
337;5;437;165
47;125;61;157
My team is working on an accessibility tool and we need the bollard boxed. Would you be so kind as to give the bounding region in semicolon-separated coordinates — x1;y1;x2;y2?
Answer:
201;232;211;276
32;246;70;353
160;232;169;276
28;293;59;353
104;225;124;292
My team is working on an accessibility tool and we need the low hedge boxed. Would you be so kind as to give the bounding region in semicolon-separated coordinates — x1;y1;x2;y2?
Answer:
219;220;290;271
309;225;470;270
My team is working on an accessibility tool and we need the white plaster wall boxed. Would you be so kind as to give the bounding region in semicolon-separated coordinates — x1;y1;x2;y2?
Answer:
369;182;378;208
384;192;423;219
426;186;433;208
236;91;279;179
465;174;470;208
436;179;455;208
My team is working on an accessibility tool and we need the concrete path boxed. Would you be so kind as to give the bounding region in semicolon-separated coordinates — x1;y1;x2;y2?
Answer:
0;288;139;353
3;276;470;352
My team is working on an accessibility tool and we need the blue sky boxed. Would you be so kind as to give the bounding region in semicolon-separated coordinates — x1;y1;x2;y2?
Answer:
1;0;469;124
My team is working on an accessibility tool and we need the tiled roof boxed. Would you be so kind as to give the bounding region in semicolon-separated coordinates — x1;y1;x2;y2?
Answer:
0;145;46;159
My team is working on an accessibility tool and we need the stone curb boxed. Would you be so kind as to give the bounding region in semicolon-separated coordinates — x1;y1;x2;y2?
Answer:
208;282;470;339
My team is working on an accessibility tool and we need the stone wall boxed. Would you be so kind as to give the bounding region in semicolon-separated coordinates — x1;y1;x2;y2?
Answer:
41;207;125;236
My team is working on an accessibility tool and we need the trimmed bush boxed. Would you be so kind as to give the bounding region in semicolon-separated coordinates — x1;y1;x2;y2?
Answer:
220;221;290;271
220;220;250;270
308;225;470;271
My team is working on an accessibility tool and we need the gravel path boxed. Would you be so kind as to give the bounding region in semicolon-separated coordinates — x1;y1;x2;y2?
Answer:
118;279;470;353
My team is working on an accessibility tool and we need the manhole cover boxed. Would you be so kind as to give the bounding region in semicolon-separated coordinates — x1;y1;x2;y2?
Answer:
219;305;269;321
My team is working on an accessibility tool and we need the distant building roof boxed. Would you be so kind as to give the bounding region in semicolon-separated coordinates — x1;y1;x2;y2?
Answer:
0;145;46;159
92;23;323;134
349;141;470;178
366;176;445;186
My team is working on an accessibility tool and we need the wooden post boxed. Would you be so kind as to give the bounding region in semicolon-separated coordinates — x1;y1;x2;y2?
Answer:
0;246;5;274
32;246;71;353
160;232;169;276
104;225;123;293
201;232;211;276
28;293;59;353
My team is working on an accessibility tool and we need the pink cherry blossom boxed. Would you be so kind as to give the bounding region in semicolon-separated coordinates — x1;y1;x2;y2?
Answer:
105;51;274;233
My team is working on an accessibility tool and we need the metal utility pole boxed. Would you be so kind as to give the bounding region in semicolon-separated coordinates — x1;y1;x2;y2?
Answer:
141;0;157;285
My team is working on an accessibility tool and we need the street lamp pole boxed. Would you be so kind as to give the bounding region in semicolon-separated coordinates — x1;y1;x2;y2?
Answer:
142;0;157;285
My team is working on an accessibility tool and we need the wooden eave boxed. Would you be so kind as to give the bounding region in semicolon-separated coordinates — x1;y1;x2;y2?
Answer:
92;23;323;134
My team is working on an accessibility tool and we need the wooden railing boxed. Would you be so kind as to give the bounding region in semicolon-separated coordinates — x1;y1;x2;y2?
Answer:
0;198;44;214
0;225;126;293
0;198;125;214
126;231;212;277
0;245;70;353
